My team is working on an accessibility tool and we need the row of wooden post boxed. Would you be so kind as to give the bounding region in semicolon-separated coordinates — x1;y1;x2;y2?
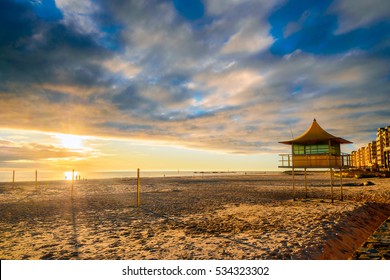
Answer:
11;170;41;189
12;170;38;189
11;168;142;207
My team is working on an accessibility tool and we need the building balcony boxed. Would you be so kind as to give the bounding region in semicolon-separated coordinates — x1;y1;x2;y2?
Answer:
278;153;351;168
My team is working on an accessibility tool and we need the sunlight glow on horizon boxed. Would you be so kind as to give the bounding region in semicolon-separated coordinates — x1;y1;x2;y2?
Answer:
64;171;79;180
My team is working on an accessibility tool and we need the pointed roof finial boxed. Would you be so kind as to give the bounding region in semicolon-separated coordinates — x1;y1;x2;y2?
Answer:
313;118;317;122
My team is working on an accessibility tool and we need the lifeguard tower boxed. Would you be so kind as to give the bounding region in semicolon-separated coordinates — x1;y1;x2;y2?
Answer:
279;119;352;202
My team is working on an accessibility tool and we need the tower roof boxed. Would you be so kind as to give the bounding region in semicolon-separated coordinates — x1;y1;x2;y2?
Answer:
279;119;352;145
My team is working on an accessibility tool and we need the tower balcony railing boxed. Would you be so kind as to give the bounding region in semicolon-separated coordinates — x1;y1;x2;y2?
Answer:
278;153;351;169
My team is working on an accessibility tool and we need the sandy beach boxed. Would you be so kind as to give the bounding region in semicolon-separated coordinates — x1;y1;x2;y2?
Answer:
0;172;389;260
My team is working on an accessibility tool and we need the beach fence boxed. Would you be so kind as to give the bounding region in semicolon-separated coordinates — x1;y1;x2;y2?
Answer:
5;169;256;214
8;170;41;189
10;170;40;189
7;169;144;209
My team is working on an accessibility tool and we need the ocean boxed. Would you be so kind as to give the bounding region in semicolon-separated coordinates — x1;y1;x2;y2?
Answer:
0;170;270;183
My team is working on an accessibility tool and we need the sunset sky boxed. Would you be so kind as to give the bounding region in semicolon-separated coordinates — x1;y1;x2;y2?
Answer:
1;0;389;173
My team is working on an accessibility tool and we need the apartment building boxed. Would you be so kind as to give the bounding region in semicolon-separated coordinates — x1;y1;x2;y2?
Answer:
358;146;366;168
365;141;377;168
351;126;389;171
351;151;358;168
376;126;390;170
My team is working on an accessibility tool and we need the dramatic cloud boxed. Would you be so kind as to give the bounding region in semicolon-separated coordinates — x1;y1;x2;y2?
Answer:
0;0;389;162
330;0;390;34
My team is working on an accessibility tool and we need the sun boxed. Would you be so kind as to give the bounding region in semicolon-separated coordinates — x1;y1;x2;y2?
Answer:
55;134;84;150
64;171;79;180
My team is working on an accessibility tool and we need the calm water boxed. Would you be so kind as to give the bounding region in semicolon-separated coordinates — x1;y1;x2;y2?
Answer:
0;170;271;183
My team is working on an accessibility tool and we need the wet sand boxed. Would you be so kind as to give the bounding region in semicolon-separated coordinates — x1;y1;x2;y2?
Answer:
0;173;389;260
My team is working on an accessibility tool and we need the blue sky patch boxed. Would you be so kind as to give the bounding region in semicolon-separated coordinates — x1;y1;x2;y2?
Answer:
269;0;390;55
33;0;62;21
173;0;204;21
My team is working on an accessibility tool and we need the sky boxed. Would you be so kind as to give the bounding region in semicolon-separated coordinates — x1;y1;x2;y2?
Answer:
0;0;389;173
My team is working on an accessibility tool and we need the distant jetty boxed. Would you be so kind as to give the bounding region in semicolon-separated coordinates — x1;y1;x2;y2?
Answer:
194;171;237;174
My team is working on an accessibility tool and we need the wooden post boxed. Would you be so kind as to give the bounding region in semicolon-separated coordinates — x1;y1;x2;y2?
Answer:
329;167;334;186
340;167;343;201
292;145;296;201
137;168;141;207
35;170;38;190
13;170;15;184
330;168;334;203
292;167;296;201
72;169;74;193
328;140;334;203
304;168;308;198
